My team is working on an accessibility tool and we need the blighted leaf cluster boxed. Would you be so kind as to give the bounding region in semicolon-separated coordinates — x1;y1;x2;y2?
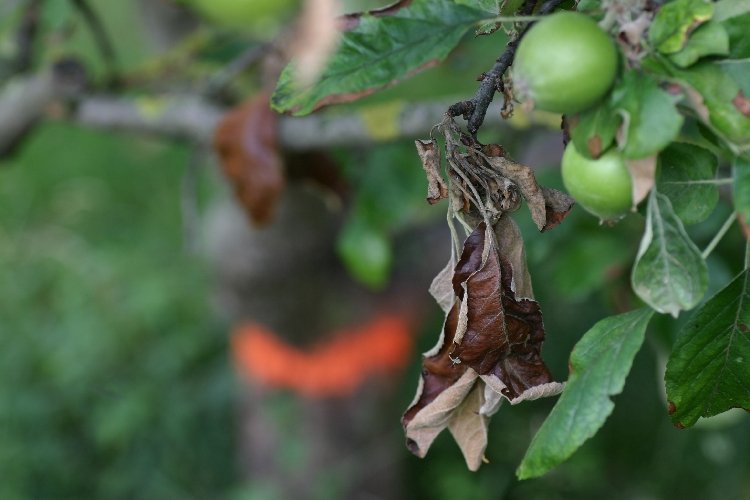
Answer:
403;115;574;469
403;218;563;470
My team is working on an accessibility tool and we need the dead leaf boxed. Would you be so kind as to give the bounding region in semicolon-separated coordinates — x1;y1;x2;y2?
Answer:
494;215;533;299
214;92;284;225
448;224;555;399
483;151;548;231
403;217;562;468
625;156;657;207
429;258;456;313
403;361;476;457
403;303;469;427
447;382;488;471
541;187;575;232
416;139;449;204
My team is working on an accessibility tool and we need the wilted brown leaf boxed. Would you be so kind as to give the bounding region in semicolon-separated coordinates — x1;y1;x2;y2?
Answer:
447;382;488;471
541;187;575;232
449;223;556;399
483;149;548;231
214;92;284;225
403;216;562;469
416;139;449;204
429;257;456;313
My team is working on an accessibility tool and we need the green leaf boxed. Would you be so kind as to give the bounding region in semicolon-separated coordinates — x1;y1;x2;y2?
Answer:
720;59;750;96
656;142;719;225
457;0;499;14
665;269;750;428
714;0;750;22
337;218;392;289
645;59;750;150
612;72;684;159
570;97;620;159
550;233;631;300
499;0;525;16
734;155;750;221
669;21;729;68
271;0;491;116
721;13;750;58
687;61;750;148
517;308;654;479
649;0;714;54
631;191;708;317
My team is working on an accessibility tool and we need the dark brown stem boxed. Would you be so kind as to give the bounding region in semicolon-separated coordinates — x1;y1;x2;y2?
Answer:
452;0;567;136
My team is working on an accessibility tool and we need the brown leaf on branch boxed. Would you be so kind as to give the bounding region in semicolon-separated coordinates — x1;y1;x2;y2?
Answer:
482;146;574;231
214;92;285;225
403;216;562;470
449;222;555;398
541;187;575;232
415;139;449;204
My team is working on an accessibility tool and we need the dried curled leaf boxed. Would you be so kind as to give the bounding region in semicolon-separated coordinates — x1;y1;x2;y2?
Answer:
429;257;456;313
416;139;449;204
214;93;285;225
541;187;575;232
403;216;562;470
485;154;547;230
482;147;574;231
449;222;556;399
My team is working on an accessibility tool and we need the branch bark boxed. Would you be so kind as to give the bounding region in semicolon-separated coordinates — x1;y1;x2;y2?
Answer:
452;0;566;136
0;71;548;153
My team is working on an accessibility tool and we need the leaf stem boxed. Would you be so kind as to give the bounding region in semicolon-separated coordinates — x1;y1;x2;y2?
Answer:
701;211;738;260
745;239;750;270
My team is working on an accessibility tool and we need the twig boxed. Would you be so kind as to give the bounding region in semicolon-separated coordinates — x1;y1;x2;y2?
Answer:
69;0;119;85
14;0;41;73
451;0;566;136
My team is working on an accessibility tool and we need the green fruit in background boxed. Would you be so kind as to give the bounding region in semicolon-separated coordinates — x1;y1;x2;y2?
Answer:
562;142;632;221
181;0;298;33
513;11;618;114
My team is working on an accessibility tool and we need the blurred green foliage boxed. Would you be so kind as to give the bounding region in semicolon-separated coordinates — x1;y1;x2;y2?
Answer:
0;125;237;499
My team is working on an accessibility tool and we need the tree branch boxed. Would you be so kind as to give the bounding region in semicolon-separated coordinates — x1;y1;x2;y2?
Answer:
452;0;566;136
1;74;555;154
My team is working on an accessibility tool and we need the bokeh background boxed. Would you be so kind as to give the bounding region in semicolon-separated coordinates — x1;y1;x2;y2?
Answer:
0;1;747;499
